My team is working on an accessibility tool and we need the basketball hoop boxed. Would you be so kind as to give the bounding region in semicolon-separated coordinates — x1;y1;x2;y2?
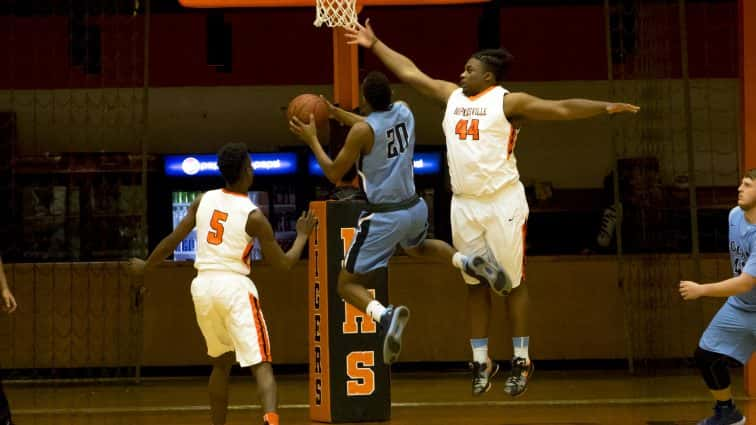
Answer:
314;0;359;29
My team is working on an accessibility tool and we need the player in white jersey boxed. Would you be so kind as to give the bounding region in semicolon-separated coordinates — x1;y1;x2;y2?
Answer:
130;143;317;425
346;20;639;397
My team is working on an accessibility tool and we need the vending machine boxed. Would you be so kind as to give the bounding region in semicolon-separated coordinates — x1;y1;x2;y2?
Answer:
158;151;304;261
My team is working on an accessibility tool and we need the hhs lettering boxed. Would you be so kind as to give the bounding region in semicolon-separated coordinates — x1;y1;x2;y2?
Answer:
341;227;377;397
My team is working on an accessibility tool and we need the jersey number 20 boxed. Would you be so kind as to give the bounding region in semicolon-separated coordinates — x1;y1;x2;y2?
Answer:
386;122;409;159
207;210;229;245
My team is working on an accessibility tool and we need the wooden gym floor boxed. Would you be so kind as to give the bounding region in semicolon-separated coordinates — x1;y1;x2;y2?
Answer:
5;369;753;424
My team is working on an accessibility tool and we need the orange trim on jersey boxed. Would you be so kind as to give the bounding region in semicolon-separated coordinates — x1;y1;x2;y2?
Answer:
521;220;528;282
221;188;249;198
254;296;272;361
249;293;271;363
506;126;517;160
466;85;497;101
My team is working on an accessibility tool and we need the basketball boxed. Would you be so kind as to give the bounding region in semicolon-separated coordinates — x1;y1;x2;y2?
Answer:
287;94;330;129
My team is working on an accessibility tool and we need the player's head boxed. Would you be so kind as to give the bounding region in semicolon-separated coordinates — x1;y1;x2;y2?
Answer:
361;71;392;112
738;169;756;210
217;142;253;189
461;48;514;96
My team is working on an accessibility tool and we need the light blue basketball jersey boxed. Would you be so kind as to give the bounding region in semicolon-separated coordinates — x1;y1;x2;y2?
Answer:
727;207;756;311
360;102;417;204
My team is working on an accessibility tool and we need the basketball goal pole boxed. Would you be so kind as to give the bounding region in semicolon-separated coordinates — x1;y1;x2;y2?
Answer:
332;27;360;110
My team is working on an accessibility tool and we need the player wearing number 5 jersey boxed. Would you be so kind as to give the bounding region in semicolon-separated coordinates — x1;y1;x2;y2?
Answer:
290;71;505;366
346;20;639;397
130;143;317;425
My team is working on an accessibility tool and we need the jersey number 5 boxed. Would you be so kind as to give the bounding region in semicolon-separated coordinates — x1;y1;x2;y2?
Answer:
455;119;480;141
207;210;229;245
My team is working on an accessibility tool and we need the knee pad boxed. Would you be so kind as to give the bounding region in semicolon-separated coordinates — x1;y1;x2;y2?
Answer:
695;347;732;390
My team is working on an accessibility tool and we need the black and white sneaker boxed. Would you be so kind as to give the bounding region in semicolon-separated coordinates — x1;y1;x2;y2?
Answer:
378;305;410;365
464;255;512;296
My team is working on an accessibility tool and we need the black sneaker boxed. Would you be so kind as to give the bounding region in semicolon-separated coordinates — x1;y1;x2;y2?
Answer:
378;305;410;365
464;255;512;296
503;357;533;397
470;361;499;396
697;403;746;425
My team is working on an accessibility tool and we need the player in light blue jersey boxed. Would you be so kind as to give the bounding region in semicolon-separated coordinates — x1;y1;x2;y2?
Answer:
679;169;756;425
290;71;507;366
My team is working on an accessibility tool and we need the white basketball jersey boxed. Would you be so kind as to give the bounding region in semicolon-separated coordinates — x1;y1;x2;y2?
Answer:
442;86;520;197
195;189;257;275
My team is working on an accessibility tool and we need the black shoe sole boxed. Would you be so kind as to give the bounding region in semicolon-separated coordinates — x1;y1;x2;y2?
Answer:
468;256;512;296
383;306;410;365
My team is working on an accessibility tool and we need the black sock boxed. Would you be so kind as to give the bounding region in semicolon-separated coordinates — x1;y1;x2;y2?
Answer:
716;399;734;409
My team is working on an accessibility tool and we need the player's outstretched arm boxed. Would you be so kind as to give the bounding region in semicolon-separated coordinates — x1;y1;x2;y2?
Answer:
0;257;17;313
323;96;365;127
246;210;317;271
679;274;756;300
290;114;369;184
345;19;457;104
505;92;640;123
130;195;202;275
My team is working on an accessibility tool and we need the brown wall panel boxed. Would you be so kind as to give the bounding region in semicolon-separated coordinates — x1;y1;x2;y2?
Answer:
0;256;732;368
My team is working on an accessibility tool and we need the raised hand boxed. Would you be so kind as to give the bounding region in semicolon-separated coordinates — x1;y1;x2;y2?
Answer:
344;19;378;49
296;210;318;237
320;95;337;118
606;103;640;115
288;114;319;147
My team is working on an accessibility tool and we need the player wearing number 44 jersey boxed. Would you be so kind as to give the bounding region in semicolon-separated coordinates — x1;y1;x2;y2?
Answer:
130;143;317;425
346;20;639;397
290;71;506;366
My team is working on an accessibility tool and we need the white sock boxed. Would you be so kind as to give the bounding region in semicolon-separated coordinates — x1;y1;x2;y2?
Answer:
513;336;529;361
365;300;387;323
452;252;467;270
470;338;489;364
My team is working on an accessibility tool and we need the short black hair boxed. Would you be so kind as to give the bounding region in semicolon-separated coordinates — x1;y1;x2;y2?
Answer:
362;71;392;111
217;142;249;184
472;48;514;82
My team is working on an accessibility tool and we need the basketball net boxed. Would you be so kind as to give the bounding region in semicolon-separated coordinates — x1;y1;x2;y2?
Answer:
314;0;359;29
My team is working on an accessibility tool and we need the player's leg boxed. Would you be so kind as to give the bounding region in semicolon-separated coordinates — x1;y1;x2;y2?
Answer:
251;362;279;425
340;210;413;364
503;281;532;397
191;275;239;425
337;268;382;312
482;186;531;397
449;195;498;395
406;239;508;291
402;200;508;289
694;303;752;425
208;351;235;425
223;276;277;424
